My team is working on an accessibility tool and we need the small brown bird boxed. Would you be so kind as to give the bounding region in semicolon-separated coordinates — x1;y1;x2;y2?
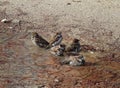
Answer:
49;32;63;47
31;32;49;48
50;44;66;56
61;55;85;66
66;38;81;54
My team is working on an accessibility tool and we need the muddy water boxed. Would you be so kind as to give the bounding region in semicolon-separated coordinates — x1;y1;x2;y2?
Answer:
1;35;120;88
0;23;119;88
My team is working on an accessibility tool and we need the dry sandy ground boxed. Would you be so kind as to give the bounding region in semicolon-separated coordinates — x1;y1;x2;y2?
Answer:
0;0;120;88
1;0;120;50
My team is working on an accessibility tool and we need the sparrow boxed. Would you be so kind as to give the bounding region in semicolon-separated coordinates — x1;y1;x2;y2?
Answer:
31;32;49;48
69;55;85;66
50;32;63;47
50;44;66;56
66;38;81;54
61;55;85;66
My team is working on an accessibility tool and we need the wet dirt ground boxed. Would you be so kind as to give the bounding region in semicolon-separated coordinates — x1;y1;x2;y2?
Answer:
0;20;120;88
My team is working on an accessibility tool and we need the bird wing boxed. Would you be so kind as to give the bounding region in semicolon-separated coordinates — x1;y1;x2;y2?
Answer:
51;35;63;45
38;36;49;45
34;36;49;47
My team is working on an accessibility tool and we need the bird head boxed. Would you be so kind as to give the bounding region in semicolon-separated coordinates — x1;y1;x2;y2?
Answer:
73;38;79;43
56;32;62;35
60;44;66;48
31;32;39;38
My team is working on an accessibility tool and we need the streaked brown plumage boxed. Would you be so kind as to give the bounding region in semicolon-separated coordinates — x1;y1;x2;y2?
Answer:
31;32;49;48
61;55;85;66
50;44;66;56
49;32;63;47
66;38;81;54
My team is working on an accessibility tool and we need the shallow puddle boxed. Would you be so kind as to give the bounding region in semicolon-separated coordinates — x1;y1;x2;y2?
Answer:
0;23;119;88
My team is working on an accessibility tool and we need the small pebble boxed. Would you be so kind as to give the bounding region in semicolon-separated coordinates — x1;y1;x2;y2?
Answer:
8;27;13;29
54;79;59;82
90;51;94;54
1;19;10;23
67;3;71;5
